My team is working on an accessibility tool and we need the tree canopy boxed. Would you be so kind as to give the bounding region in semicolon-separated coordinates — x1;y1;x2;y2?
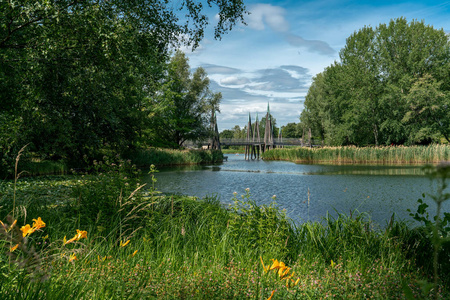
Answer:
149;51;221;148
0;0;246;173
300;18;450;146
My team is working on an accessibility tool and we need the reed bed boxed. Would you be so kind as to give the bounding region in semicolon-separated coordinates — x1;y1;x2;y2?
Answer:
125;148;224;167
263;145;450;164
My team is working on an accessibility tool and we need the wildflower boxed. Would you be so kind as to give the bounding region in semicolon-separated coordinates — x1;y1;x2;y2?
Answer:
1;219;17;232
65;229;88;244
330;259;336;268
21;224;36;237
131;250;138;257
10;244;19;252
279;267;291;279
245;188;250;192
32;217;46;230
269;259;286;271
260;256;270;273
267;290;275;300
69;254;77;262
120;240;130;247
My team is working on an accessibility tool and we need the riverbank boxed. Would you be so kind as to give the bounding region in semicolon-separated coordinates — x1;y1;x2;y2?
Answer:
125;148;224;167
1;165;449;299
262;145;450;164
2;148;224;179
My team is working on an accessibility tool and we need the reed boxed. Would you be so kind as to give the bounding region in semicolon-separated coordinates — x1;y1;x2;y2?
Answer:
263;145;450;164
125;148;224;167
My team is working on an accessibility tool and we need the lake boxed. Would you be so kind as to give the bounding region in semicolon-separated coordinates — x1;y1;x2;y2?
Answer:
143;155;449;225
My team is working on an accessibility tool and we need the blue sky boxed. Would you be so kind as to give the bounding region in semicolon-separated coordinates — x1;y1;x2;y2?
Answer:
182;0;450;131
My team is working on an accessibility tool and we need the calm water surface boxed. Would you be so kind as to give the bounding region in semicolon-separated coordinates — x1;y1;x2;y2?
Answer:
143;155;449;224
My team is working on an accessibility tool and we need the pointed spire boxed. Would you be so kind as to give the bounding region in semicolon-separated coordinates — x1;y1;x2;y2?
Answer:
267;102;270;115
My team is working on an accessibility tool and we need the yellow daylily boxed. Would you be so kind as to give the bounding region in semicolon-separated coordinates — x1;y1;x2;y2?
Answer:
278;267;291;279
69;254;77;262
10;244;19;252
65;229;87;244
260;256;270;273
21;224;36;237
267;290;275;300
120;240;130;247
269;259;287;272
131;250;138;257
32;217;46;230
1;219;17;232
330;259;336;268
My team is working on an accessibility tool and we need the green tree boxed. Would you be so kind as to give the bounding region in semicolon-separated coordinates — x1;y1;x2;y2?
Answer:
220;129;234;139
149;51;220;148
281;123;301;138
0;0;247;171
301;18;450;146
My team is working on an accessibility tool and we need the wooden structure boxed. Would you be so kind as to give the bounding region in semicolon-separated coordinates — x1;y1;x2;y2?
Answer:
208;111;221;150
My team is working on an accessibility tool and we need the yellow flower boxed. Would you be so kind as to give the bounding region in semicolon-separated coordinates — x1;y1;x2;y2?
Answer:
278;267;291;279
65;229;87;244
10;244;19;252
32;217;46;230
267;290;275;300
69;254;77;262
1;219;16;232
330;259;336;268
269;259;286;271
260;256;270;273
21;224;36;237
131;250;138;257
120;240;130;247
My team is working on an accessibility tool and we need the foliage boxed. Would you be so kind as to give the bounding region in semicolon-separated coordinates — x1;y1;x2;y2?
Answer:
125;148;224;167
300;18;450;146
0;0;246;169
149;51;222;148
263;145;450;164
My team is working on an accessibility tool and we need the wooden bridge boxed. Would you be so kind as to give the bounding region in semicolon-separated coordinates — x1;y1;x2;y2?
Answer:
186;103;316;160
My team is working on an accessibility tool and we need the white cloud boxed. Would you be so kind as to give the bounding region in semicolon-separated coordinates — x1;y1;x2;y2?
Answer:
247;4;290;32
220;76;251;85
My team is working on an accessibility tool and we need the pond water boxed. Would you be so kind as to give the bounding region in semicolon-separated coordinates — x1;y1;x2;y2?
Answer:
143;155;450;225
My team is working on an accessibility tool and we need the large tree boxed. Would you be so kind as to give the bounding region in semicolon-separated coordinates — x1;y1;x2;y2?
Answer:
0;0;247;171
149;51;221;148
301;18;450;146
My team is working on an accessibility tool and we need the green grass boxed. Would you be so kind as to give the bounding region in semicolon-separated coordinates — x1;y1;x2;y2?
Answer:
1;162;449;299
263;145;450;164
124;148;224;167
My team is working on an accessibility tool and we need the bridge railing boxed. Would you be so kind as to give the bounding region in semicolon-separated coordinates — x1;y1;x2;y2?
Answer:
183;138;321;147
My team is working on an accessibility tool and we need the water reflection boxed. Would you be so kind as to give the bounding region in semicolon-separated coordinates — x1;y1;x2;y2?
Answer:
143;155;448;225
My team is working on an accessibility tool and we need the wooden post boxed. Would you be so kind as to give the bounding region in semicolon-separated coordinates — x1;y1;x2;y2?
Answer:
309;128;312;148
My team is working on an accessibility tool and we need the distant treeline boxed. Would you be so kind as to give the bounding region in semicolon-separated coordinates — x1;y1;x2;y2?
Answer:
300;18;450;146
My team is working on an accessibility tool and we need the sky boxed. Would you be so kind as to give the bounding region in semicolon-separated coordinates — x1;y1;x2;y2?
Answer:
182;0;450;131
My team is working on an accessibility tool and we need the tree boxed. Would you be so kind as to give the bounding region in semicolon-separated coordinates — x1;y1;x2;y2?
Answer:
0;0;247;171
220;129;234;139
149;51;221;148
282;123;301;138
301;18;450;146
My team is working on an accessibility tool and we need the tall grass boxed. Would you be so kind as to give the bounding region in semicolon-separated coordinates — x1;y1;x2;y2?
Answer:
1;158;449;298
263;145;450;164
125;148;224;167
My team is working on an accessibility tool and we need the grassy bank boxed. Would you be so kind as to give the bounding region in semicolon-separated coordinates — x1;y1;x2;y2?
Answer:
120;148;223;167
1;162;449;299
262;145;450;164
2;148;223;179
